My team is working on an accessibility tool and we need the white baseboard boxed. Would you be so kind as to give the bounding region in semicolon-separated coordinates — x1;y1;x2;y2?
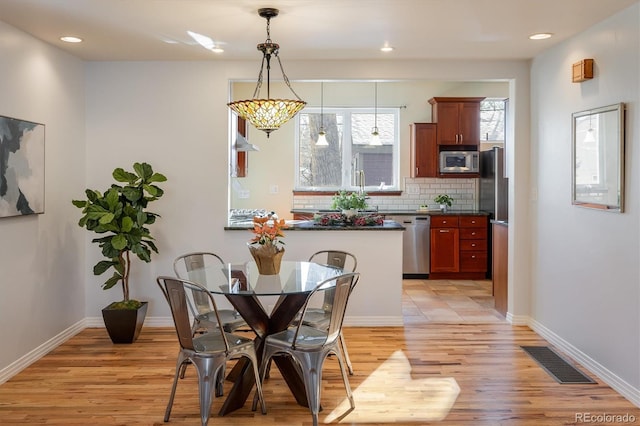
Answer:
506;312;529;325
528;317;640;408
0;319;86;385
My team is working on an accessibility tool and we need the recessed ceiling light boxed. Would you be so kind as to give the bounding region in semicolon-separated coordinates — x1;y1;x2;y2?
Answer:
529;33;553;40
60;36;83;43
210;46;224;54
380;45;394;52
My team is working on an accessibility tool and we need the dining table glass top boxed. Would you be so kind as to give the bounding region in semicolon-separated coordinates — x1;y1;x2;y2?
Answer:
187;260;345;296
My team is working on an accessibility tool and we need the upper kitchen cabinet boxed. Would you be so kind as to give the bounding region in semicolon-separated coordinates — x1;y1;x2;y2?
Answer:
429;97;485;146
410;123;438;178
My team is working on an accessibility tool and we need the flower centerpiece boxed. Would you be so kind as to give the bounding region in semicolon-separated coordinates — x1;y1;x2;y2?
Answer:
248;214;287;275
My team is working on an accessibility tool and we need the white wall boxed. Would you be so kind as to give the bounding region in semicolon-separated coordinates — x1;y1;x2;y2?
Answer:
84;59;531;324
530;3;639;393
0;21;86;376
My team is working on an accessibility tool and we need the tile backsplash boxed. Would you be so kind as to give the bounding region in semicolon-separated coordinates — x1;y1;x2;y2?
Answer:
293;177;477;212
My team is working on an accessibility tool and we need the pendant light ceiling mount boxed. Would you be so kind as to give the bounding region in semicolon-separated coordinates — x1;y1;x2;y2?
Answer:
228;7;306;138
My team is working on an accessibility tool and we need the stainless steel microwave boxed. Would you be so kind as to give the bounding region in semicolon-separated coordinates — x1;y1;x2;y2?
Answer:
439;151;479;174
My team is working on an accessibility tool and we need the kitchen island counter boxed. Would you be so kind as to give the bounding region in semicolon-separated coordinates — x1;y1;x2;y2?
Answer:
222;219;403;327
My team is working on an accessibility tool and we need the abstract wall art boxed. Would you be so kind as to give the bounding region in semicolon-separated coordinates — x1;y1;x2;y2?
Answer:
0;115;45;218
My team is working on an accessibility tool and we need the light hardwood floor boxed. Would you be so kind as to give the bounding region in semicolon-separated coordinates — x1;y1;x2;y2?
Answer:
1;280;638;425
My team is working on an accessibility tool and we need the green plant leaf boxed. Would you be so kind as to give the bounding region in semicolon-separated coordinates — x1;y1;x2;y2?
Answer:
71;199;87;208
148;173;167;183
98;212;115;225
113;168;137;183
122;186;142;202
103;273;122;290
111;234;127;250
94;260;117;275
121;216;133;232
134;162;153;180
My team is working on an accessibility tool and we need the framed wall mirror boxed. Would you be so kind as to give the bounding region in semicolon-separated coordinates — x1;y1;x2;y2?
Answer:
571;103;625;212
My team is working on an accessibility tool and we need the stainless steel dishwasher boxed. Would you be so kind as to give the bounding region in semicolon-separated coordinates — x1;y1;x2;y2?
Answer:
387;215;430;276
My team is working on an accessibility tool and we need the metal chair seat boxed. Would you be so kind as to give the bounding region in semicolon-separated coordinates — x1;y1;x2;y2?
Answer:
254;272;359;426
157;276;266;426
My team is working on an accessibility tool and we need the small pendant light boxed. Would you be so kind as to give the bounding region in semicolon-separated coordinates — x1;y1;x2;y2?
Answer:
370;82;382;146
316;82;329;146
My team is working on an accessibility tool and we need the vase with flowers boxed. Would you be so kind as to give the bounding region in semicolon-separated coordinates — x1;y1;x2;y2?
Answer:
248;214;287;275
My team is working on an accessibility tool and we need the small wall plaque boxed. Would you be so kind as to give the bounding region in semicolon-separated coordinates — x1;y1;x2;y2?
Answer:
572;59;594;83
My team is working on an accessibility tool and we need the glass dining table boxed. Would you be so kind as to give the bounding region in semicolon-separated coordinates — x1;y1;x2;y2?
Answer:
191;260;345;416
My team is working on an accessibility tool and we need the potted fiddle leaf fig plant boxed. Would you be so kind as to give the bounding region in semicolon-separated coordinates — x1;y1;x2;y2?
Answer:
72;162;167;343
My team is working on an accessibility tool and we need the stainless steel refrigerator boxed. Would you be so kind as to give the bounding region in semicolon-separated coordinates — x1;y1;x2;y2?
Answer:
479;146;508;222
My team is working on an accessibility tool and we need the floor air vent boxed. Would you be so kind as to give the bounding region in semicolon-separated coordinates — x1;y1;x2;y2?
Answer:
521;346;596;384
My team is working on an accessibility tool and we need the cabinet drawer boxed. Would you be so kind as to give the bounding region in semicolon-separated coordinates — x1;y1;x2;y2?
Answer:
460;227;487;240
460;239;487;251
459;216;486;228
430;216;459;228
460;251;487;272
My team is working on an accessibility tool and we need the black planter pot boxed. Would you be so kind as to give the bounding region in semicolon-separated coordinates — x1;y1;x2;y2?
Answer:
101;301;148;344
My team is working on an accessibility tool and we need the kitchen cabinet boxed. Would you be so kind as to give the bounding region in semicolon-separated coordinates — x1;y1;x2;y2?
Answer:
430;214;488;279
492;222;508;316
430;215;459;273
410;123;438;178
428;97;484;146
236;117;248;177
459;216;487;272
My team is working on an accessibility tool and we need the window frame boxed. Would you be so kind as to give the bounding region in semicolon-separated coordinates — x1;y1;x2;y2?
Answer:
294;106;400;191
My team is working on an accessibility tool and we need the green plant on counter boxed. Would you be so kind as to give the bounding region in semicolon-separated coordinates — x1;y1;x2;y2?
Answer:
434;194;454;207
330;190;368;210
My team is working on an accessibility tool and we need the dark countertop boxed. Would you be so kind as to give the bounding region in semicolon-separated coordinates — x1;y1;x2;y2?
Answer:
225;219;404;231
291;209;490;216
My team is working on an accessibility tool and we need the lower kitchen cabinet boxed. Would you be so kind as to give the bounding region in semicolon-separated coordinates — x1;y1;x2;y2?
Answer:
430;216;459;272
430;214;488;279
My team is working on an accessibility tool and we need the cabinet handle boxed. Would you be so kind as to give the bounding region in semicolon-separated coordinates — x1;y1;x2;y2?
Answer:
439;229;450;233
471;243;476;247
416;167;419;175
471;232;476;236
471;220;476;224
460;134;463;143
471;255;476;258
442;220;447;224
455;134;458;143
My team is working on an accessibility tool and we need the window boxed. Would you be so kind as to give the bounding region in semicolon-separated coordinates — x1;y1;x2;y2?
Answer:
480;99;506;143
295;107;399;191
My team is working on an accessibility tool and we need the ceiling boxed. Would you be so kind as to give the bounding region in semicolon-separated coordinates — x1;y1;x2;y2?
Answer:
0;0;637;62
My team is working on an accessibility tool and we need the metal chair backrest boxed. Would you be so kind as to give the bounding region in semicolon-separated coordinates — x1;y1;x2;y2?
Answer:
292;272;359;349
308;250;357;312
173;252;225;316
156;276;229;352
308;250;357;273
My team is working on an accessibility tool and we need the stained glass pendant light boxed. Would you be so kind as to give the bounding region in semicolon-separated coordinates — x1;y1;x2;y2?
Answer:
228;8;306;138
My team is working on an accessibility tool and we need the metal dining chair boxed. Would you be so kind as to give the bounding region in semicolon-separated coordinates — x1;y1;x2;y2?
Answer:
253;272;359;426
156;276;266;425
303;250;358;374
173;252;248;334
